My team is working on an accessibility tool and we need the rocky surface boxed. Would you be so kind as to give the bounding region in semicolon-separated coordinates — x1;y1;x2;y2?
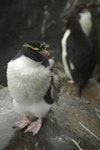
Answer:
0;86;100;150
61;78;100;105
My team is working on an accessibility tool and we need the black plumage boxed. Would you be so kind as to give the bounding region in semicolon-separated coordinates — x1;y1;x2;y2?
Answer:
65;2;95;37
61;18;96;96
7;41;60;136
14;41;50;67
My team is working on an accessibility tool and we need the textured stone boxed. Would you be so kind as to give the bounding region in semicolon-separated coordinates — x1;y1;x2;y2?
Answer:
0;87;100;150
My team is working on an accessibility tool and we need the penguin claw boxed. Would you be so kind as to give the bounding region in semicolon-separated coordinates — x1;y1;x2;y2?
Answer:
25;118;42;136
67;80;75;84
13;116;31;129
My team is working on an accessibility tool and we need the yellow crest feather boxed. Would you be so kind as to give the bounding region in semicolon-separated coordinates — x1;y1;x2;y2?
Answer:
23;43;39;51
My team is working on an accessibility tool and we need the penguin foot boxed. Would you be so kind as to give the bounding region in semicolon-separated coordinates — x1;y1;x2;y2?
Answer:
67;80;75;84
13;116;31;129
25;118;42;136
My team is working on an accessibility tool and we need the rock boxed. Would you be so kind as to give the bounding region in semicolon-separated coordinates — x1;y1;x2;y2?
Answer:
0;87;100;150
0;84;4;89
0;87;18;150
61;78;100;106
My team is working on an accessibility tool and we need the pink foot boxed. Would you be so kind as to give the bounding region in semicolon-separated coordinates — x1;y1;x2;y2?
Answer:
13;116;31;129
25;118;42;136
67;80;75;84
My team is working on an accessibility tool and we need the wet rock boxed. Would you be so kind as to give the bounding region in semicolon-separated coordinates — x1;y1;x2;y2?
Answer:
0;87;100;150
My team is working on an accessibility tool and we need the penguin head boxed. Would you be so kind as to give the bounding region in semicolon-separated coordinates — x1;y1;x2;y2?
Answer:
63;2;94;27
63;2;95;32
64;18;82;33
23;41;50;56
74;2;94;13
20;41;50;64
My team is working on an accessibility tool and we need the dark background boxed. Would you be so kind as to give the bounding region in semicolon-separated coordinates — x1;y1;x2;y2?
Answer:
0;0;100;86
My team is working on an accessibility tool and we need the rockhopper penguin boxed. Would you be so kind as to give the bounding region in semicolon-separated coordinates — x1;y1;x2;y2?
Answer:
7;41;60;136
61;18;96;96
74;2;93;36
66;2;95;37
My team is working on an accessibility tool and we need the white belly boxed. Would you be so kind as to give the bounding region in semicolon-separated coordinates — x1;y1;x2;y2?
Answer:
61;29;72;79
13;99;52;118
79;11;92;37
7;55;52;117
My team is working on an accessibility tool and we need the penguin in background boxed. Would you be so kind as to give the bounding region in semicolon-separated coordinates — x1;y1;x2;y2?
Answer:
68;2;94;37
7;41;60;136
61;17;96;96
65;2;99;37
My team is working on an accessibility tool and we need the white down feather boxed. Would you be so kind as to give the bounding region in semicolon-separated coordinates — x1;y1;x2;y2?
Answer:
7;55;53;117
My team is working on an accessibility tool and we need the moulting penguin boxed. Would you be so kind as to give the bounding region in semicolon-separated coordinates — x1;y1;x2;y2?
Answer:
61;16;96;96
7;41;60;136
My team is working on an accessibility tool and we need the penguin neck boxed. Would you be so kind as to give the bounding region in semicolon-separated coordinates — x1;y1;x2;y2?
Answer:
23;49;43;62
79;9;92;36
23;52;49;68
14;49;49;68
19;55;42;68
66;19;83;34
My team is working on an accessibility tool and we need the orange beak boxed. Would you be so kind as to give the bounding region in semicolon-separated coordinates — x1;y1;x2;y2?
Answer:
40;50;50;57
86;2;94;8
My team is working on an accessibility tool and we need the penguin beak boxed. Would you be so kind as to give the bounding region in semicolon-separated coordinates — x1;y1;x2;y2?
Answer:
86;2;100;8
40;50;51;57
86;2;94;8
